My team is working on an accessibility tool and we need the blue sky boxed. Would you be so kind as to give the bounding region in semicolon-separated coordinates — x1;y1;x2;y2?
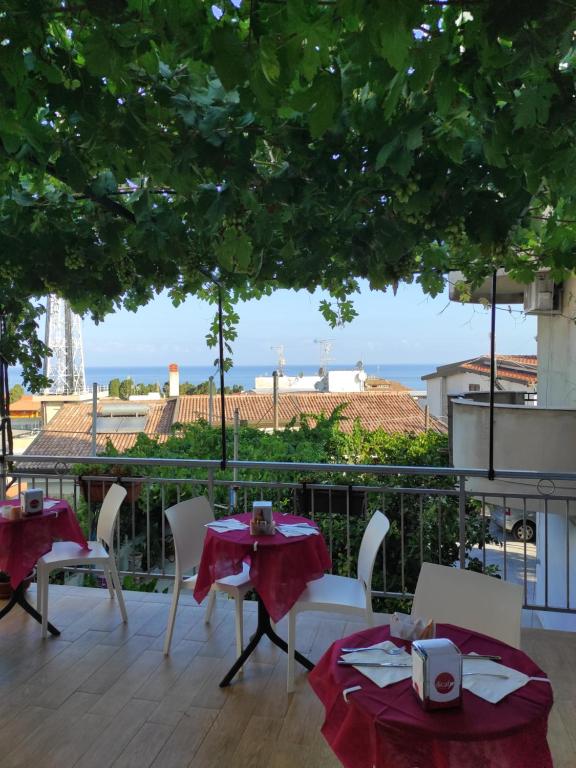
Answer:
80;280;536;368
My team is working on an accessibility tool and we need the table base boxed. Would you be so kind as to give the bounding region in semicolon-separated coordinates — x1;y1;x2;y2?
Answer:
219;596;313;687
0;581;61;636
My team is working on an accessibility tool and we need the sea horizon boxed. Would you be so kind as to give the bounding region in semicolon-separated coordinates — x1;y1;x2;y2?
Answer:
9;362;436;392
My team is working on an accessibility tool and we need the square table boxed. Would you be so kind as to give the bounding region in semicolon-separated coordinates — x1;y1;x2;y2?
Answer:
0;499;89;635
193;512;332;686
309;623;554;768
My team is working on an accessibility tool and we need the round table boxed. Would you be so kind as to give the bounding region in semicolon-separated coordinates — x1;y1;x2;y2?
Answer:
0;499;89;635
193;512;332;686
309;623;553;768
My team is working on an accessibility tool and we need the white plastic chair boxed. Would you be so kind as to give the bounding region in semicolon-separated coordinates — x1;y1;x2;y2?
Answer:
411;562;523;648
37;483;128;638
163;497;253;656
287;510;390;692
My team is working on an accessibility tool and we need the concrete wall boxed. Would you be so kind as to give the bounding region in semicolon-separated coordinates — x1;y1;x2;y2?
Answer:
326;370;366;392
426;371;524;420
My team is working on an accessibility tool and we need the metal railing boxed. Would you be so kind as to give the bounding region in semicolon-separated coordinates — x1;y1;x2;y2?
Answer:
3;453;576;615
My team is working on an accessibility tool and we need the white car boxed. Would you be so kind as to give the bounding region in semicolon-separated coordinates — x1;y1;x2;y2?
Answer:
490;505;536;543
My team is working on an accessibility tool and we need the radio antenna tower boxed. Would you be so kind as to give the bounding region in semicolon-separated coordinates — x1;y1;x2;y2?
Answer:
314;339;334;370
43;296;87;395
270;344;286;376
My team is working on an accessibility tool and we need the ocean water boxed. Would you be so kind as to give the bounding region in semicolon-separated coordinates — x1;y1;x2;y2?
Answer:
9;363;434;392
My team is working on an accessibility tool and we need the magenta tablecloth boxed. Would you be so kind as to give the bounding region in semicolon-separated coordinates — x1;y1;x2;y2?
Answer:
0;500;89;588
193;512;332;621
309;623;553;768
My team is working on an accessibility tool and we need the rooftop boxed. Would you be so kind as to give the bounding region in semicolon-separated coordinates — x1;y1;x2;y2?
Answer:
23;392;445;460
422;355;537;386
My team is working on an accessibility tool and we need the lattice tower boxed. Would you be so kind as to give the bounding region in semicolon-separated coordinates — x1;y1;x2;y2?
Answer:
43;296;87;394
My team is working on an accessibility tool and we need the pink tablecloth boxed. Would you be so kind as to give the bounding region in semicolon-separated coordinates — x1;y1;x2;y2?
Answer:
309;623;553;768
193;512;332;621
0;500;89;588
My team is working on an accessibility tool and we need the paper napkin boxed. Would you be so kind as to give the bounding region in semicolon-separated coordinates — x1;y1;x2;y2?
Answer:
462;656;530;704
340;641;413;688
276;523;319;537
205;519;248;532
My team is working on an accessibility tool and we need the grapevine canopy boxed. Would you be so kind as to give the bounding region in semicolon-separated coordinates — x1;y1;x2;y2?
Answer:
1;1;575;386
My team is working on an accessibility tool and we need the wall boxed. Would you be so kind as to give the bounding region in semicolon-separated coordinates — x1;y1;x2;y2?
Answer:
326;370;365;392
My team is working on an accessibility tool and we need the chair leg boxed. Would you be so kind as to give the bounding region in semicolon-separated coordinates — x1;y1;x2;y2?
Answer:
103;565;115;599
287;609;296;693
204;588;217;624
234;594;244;658
163;581;181;656
108;560;128;623
40;566;50;639
36;570;42;613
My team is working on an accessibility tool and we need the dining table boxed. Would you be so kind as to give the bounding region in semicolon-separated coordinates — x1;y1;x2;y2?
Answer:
0;498;89;635
309;622;554;768
193;511;332;686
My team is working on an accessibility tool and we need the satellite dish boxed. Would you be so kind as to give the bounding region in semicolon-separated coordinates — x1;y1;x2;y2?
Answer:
356;360;364;370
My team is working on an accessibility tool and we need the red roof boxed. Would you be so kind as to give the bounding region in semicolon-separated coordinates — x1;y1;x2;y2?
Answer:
23;392;445;465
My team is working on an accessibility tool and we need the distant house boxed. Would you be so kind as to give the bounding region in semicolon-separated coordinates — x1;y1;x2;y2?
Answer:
422;355;537;421
21;392;446;466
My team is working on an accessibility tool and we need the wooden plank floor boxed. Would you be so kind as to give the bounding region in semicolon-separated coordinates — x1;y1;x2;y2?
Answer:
0;585;574;768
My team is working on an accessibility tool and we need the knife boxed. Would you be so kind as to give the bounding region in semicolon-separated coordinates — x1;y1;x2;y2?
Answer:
338;660;412;668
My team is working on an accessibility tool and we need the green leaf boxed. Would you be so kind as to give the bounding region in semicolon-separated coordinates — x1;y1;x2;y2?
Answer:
260;37;280;85
378;14;412;71
405;126;423;150
91;170;118;197
308;74;341;138
435;71;458;116
514;82;558;130
212;27;248;90
54;151;88;190
375;137;400;170
215;229;254;273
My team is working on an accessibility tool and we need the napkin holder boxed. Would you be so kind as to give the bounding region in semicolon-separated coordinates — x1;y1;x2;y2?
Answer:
412;638;462;711
250;501;275;536
390;611;435;641
21;488;44;516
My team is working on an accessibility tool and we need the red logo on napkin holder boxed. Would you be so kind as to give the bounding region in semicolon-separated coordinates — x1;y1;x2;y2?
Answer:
434;672;455;694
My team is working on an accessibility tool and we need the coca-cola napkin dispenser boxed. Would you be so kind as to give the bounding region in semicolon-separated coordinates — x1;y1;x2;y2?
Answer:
412;638;462;710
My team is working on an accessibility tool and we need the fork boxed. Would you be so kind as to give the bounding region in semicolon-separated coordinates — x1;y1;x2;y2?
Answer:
340;645;405;655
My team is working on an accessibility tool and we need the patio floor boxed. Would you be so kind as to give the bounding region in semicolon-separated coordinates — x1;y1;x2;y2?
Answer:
0;585;575;768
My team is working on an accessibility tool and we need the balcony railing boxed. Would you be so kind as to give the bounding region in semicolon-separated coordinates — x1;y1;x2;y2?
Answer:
3;453;576;616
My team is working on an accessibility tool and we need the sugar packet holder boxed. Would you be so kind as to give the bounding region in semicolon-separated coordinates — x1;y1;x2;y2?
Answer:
390;611;435;641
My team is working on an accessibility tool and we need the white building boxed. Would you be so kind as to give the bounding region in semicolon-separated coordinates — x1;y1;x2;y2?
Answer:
423;355;537;421
254;368;368;394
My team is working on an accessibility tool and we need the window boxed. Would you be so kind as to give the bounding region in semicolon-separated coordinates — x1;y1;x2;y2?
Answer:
468;384;480;392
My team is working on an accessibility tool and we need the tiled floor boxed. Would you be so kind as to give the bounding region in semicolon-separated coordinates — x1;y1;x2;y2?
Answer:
0;585;574;768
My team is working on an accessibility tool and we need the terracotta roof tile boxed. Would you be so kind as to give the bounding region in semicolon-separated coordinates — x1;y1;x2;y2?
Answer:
176;392;446;434
461;361;537;385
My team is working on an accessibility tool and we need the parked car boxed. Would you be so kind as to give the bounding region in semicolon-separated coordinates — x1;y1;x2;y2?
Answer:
490;505;536;542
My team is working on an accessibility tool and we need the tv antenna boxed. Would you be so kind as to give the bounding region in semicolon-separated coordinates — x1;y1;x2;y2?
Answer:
314;339;334;370
270;345;286;376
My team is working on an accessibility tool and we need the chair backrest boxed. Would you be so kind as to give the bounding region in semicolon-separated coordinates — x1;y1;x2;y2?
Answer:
96;483;128;548
164;496;215;576
357;511;390;596
411;562;523;648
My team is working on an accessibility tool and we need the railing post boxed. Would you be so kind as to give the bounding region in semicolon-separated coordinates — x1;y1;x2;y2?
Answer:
458;474;466;569
208;467;215;509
